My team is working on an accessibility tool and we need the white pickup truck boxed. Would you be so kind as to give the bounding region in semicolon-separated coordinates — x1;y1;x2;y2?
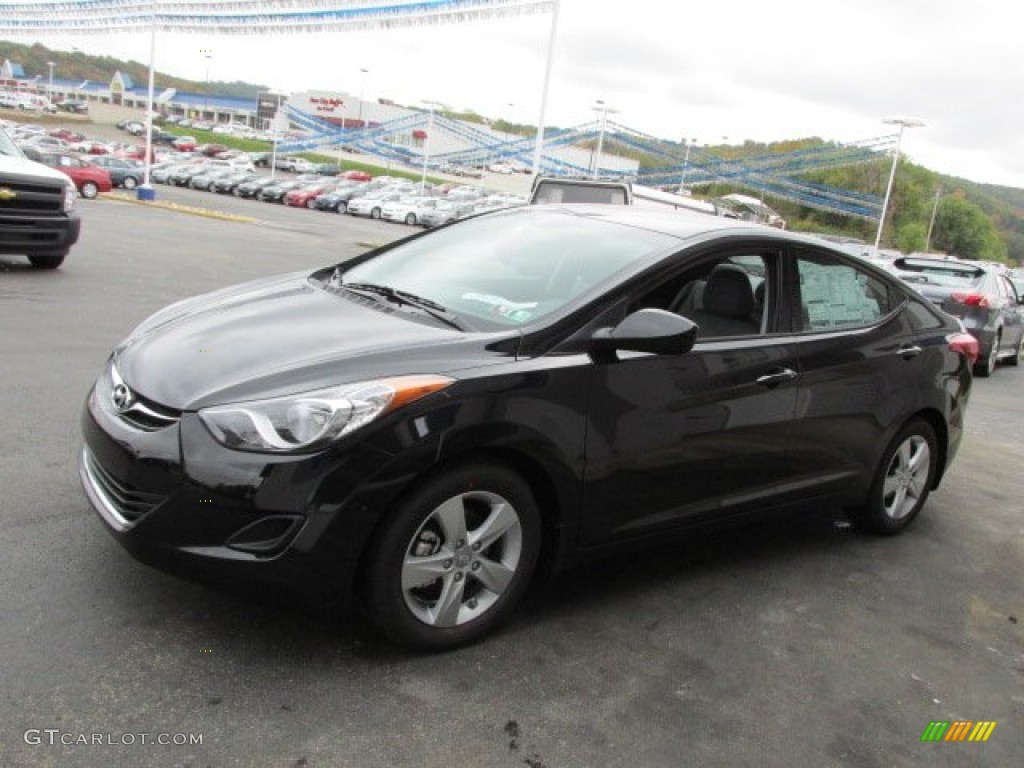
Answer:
0;126;80;269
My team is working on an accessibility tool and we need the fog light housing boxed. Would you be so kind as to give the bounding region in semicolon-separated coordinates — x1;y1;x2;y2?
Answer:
225;515;304;555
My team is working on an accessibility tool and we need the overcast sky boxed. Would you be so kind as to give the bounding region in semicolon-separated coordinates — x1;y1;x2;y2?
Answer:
38;0;1024;188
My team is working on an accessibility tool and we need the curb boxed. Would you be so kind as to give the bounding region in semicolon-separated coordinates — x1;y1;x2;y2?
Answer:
105;192;258;224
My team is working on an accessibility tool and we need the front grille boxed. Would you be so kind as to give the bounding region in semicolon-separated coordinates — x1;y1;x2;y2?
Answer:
118;396;181;432
82;448;168;526
0;174;66;215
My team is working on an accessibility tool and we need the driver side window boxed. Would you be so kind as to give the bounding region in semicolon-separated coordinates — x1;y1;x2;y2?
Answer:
630;252;774;339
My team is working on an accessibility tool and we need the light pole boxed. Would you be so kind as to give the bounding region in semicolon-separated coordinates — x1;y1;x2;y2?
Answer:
203;53;212;119
270;93;284;180
358;67;369;125
677;137;697;194
590;100;619;178
874;116;925;251
420;99;444;193
336;102;346;169
46;61;54;105
925;185;942;252
533;0;561;175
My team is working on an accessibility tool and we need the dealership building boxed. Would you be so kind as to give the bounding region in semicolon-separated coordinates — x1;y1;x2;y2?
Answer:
2;59;637;175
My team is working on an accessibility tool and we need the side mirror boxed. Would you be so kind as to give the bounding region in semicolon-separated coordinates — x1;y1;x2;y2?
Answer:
591;308;698;357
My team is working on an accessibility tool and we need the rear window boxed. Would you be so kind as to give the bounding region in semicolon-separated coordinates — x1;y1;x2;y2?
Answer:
894;259;983;287
531;181;629;205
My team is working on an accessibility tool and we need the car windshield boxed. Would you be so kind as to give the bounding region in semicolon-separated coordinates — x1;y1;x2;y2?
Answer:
0;127;24;157
339;208;678;328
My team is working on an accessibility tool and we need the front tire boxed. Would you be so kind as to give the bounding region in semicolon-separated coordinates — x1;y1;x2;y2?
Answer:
122;176;138;190
847;419;937;535
405;213;417;225
80;181;99;199
335;201;347;214
28;251;67;269
362;463;541;651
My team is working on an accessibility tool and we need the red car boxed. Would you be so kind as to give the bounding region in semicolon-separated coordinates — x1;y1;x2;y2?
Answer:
49;128;86;142
121;145;158;162
172;136;197;152
38;153;113;199
199;143;228;157
284;182;337;209
341;169;372;182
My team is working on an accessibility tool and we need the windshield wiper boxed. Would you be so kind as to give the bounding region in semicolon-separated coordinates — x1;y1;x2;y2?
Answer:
342;282;466;331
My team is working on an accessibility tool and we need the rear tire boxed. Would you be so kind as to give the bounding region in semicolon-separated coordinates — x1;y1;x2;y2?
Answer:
371;207;382;219
973;334;999;377
28;252;67;269
361;462;541;651
80;181;99;199
405;213;417;225
122;176;138;190
847;419;937;535
1006;336;1022;367
335;201;347;214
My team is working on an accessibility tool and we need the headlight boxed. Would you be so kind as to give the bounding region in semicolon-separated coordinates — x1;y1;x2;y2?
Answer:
62;181;76;212
198;375;453;453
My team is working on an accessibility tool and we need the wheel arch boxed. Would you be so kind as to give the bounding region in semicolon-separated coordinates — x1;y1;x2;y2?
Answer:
351;433;578;596
913;407;949;489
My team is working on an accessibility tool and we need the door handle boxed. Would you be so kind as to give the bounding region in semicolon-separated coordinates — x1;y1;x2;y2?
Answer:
756;368;798;388
897;344;923;360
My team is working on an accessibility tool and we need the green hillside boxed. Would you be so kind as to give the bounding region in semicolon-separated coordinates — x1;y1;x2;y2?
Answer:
0;39;266;99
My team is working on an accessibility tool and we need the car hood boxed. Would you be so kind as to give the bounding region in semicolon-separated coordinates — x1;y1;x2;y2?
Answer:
0;154;72;185
115;272;519;410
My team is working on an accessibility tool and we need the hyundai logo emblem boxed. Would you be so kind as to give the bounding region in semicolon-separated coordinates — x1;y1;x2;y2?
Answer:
111;383;134;412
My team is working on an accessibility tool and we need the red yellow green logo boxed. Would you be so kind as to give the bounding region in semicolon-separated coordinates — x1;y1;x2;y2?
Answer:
921;721;996;742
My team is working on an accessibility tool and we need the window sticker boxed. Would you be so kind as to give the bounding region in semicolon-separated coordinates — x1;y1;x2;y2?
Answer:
800;262;881;329
461;293;538;323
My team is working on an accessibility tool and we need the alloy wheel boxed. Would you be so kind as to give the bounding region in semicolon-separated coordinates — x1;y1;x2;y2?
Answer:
401;490;523;628
882;435;931;520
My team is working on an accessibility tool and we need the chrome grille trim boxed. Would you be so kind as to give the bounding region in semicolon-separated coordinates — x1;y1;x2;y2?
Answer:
118;399;181;431
79;447;167;531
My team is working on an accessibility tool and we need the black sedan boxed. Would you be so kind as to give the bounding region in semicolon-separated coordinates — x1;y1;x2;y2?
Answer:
314;181;373;213
168;165;206;187
235;176;278;199
888;255;1023;376
212;171;260;195
79;206;976;650
258;179;304;202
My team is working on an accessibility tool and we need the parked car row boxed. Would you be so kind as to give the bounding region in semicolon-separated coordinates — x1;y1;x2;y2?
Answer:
143;152;528;226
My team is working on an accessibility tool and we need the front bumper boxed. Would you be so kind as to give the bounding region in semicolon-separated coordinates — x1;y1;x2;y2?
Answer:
78;382;424;603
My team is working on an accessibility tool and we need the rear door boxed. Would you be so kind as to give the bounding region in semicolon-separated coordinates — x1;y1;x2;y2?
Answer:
783;246;932;502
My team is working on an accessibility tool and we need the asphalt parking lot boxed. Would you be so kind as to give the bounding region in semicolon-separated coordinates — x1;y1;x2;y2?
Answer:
1;196;1021;768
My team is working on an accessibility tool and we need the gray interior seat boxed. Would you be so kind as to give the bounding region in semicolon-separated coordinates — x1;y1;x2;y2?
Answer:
685;265;759;337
